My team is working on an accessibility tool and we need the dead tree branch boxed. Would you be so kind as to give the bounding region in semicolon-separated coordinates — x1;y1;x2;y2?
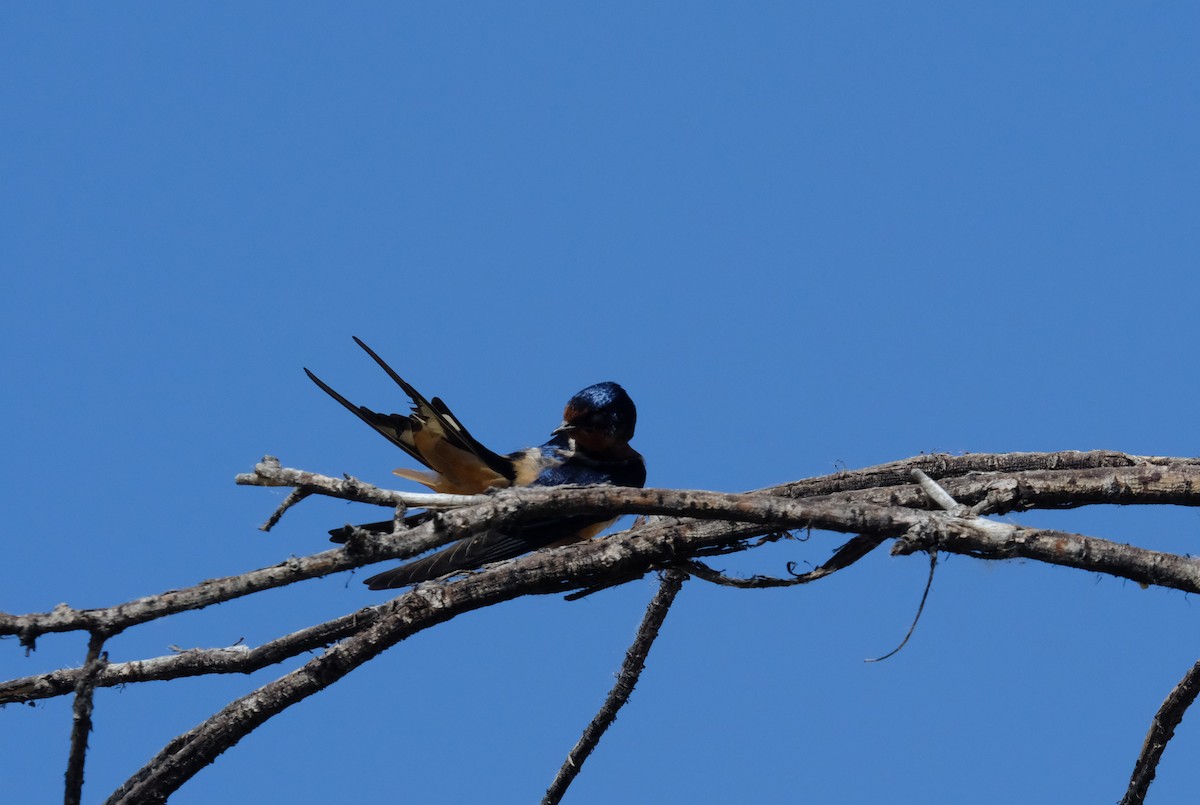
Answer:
15;462;1200;645
64;632;107;805
543;568;688;805
5;451;1200;803
1121;659;1200;805
0;605;384;705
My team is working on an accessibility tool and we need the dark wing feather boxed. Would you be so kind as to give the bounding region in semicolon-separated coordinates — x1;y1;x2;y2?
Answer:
304;367;430;469
362;517;602;589
363;451;648;588
428;395;515;479
351;337;515;481
327;510;433;544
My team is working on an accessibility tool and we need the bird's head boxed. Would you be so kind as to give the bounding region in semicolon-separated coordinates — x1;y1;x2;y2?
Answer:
552;382;637;449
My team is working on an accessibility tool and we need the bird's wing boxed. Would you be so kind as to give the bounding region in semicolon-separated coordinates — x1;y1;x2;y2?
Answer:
305;338;517;491
362;516;613;589
349;337;515;483
304;367;429;468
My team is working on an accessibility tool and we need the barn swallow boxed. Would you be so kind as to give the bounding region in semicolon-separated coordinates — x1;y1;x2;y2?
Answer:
305;337;646;589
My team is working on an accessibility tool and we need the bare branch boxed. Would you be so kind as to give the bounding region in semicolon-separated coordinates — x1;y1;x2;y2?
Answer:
242;453;1200;514
763;451;1200;499
104;563;596;805
890;520;1200;592
1121;659;1200;805
685;534;887;588
103;498;1200;802
258;486;313;532
8;452;1200;802
901;464;1200;516
684;560;829;588
911;468;963;512
0;546;387;647
1;605;385;705
101;497;854;804
0;485;912;642
236;456;489;512
11;461;1200;646
14;479;1195;705
543;568;688;805
64;632;107;805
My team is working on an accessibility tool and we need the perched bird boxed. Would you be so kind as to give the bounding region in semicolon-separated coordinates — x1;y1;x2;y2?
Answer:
305;337;646;589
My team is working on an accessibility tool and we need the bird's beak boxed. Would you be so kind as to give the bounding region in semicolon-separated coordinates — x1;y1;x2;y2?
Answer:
552;420;575;435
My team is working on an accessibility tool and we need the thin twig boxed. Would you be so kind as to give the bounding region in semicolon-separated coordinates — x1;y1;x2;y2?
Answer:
865;549;937;663
685;534;888;589
259;487;313;532
236;456;490;512
684;560;831;587
543;568;688;805
64;632;107;805
911;468;964;513
857;470;951;661
1120;659;1200;805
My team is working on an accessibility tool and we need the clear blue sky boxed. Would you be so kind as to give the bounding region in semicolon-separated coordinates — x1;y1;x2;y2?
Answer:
3;4;1198;803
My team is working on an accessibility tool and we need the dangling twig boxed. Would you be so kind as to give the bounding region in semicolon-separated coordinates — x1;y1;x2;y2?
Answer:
865;549;937;663
861;469;961;662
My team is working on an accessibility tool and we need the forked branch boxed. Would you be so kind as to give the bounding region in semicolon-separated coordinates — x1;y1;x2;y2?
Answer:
5;451;1200;804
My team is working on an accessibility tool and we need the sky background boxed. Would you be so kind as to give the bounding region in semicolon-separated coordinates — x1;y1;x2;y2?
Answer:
2;3;1198;803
